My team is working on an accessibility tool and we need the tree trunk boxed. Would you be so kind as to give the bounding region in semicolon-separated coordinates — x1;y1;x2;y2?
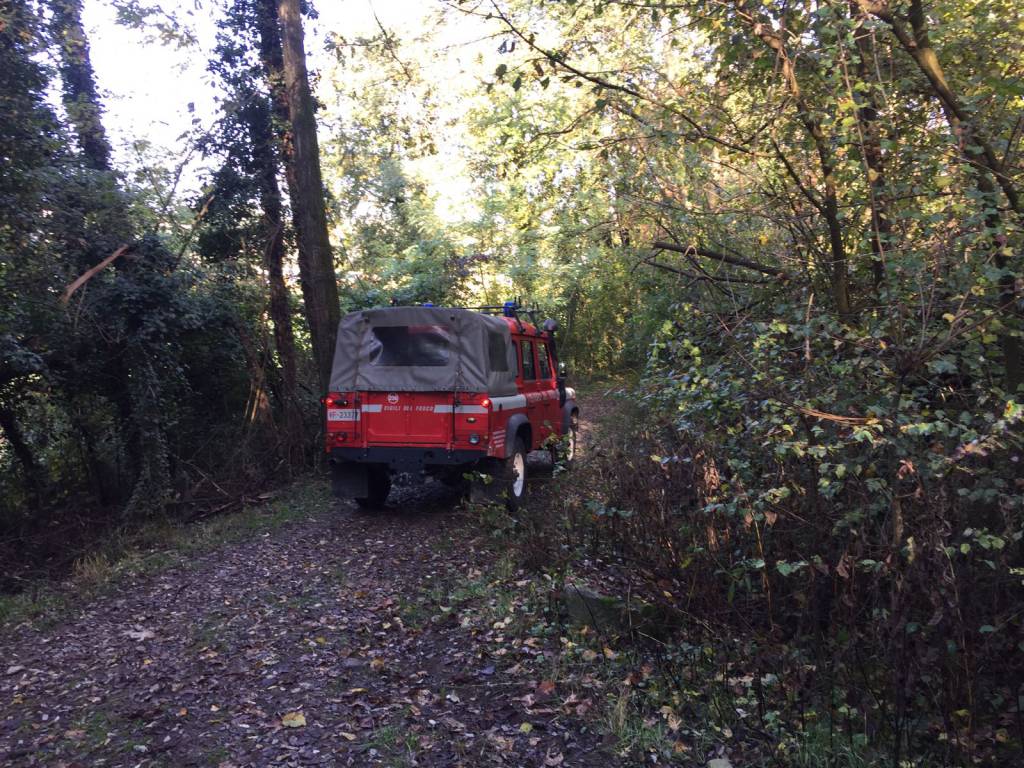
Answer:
273;0;340;394
247;91;304;457
850;5;891;291
49;0;113;171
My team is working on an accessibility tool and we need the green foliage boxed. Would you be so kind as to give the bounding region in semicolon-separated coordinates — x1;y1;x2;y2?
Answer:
0;1;296;580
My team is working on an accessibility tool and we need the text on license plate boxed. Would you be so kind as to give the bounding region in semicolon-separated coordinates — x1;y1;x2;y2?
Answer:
327;409;359;422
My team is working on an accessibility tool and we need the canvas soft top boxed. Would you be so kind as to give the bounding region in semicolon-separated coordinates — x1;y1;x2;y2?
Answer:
328;306;519;396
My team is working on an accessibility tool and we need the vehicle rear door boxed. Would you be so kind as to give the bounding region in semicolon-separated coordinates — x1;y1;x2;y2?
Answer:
361;391;455;447
358;321;457;447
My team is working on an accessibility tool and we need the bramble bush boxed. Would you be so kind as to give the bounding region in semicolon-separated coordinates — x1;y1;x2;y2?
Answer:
552;281;1023;764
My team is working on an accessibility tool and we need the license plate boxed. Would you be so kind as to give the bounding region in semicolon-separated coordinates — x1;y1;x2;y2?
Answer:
327;408;359;422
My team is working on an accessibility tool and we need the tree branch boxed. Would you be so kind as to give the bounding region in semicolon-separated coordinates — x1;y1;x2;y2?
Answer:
478;0;753;156
61;244;132;305
651;241;794;280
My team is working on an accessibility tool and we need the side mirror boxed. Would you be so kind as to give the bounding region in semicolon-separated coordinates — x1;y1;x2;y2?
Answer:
558;361;568;376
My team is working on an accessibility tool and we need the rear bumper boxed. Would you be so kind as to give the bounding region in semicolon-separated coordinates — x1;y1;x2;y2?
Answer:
329;446;487;472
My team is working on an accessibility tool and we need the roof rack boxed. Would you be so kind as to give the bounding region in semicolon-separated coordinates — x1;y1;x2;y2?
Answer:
460;298;545;327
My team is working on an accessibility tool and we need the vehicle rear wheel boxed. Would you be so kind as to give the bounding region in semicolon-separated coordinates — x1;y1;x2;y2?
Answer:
505;437;527;511
355;467;391;509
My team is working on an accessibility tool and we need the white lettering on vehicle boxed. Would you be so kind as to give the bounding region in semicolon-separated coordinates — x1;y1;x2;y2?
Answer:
524;390;559;405
377;404;446;412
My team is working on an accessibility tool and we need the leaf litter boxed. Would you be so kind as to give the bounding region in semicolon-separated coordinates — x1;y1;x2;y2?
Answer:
0;481;617;767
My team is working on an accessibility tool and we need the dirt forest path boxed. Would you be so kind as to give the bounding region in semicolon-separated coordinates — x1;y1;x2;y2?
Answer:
0;397;622;767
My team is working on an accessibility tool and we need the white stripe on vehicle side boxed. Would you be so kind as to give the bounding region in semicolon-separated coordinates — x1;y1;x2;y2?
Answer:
361;404;383;412
433;405;489;414
489;394;527;410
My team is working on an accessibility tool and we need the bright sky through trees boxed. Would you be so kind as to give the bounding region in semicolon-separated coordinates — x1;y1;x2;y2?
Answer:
82;0;442;189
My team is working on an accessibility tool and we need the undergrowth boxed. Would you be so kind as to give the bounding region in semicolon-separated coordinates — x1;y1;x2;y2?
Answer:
477;382;1024;767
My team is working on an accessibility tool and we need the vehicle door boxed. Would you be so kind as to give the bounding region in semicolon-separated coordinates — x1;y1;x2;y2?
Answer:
518;338;540;449
534;340;559;442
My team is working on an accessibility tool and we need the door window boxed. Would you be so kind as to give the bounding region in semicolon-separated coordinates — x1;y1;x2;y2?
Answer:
521;340;536;380
536;342;552;380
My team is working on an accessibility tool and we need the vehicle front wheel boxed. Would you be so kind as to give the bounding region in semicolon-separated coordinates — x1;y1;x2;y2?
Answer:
505;437;528;511
551;410;579;468
355;467;391;510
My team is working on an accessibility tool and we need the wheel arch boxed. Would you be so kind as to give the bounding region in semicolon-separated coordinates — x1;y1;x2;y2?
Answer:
561;400;579;434
504;413;531;456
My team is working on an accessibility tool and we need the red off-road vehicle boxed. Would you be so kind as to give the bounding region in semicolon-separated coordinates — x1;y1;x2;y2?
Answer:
324;303;579;509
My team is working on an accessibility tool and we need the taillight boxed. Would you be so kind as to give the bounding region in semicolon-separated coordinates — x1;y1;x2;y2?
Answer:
323;393;350;407
480;398;491;409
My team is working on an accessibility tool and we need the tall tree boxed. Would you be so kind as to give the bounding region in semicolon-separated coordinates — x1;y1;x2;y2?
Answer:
274;0;339;392
49;0;113;171
202;0;304;458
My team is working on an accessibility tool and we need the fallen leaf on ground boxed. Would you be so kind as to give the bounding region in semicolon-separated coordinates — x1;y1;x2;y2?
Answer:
124;627;155;641
519;722;533;733
281;712;306;728
340;731;357;741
